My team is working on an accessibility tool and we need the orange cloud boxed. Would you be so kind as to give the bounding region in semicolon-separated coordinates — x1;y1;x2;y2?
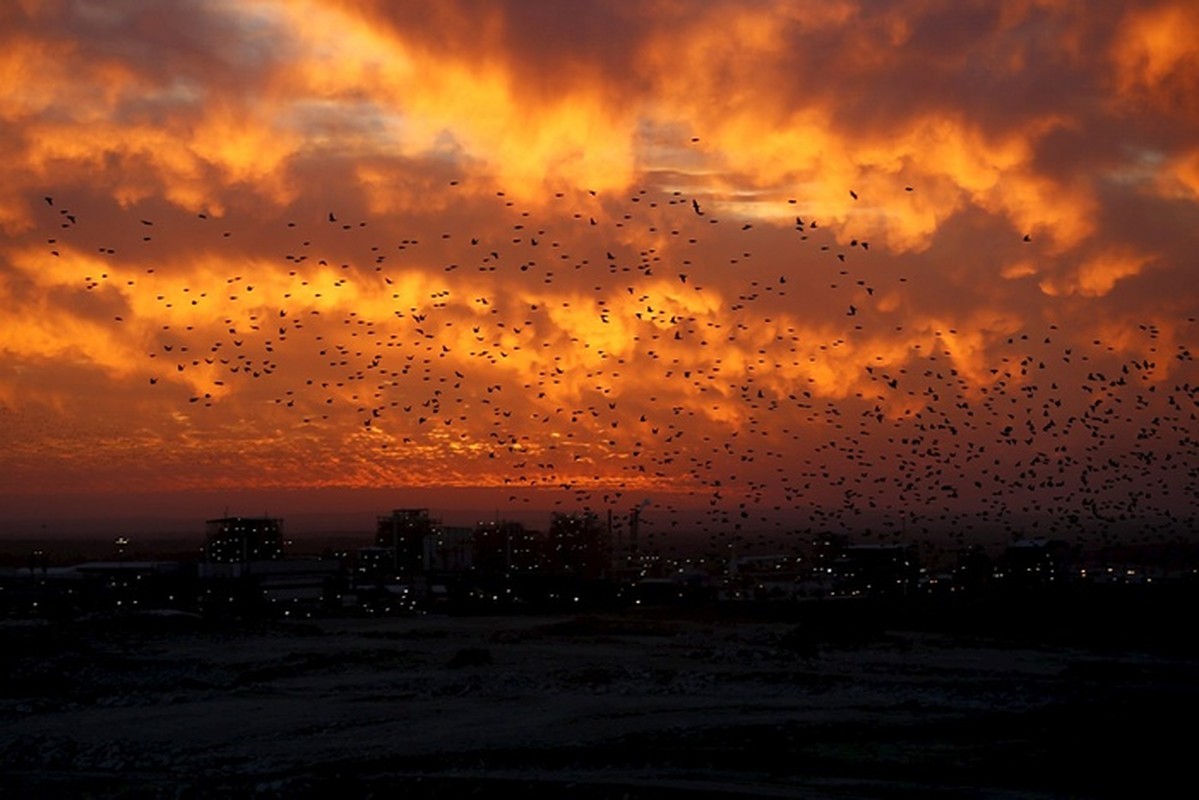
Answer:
1111;2;1199;111
1038;249;1152;297
275;0;640;199
1;0;1196;521
1155;146;1199;201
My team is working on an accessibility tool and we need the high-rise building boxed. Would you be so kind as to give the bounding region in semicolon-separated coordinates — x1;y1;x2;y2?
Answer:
204;517;284;563
376;508;437;575
473;520;541;575
547;511;609;579
424;526;473;573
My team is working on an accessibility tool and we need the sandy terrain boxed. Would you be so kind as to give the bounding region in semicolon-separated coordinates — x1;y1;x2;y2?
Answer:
3;606;1196;798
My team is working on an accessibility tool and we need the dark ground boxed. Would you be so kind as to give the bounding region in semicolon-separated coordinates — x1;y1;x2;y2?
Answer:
3;592;1196;798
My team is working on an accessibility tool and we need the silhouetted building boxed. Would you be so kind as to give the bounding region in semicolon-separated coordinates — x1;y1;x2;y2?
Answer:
376;508;438;575
953;544;993;592
611;505;652;578
0;561;196;618
812;532;851;567
425;525;473;573
726;554;816;601
472;520;541;575
833;543;919;597
204;517;284;563
999;538;1075;588
547;511;609;579
256;559;342;614
355;546;393;581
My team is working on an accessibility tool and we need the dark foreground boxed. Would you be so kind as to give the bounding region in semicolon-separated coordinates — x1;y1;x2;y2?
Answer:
3;594;1197;799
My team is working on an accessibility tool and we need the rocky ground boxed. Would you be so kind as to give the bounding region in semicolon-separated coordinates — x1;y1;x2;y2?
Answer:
3;599;1197;798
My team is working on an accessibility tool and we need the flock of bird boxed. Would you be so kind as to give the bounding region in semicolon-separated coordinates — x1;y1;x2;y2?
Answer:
34;173;1198;558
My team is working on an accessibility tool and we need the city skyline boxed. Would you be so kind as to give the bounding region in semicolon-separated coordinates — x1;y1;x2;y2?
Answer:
2;2;1197;546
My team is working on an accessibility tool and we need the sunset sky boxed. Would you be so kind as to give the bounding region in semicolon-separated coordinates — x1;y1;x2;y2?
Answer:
2;0;1197;545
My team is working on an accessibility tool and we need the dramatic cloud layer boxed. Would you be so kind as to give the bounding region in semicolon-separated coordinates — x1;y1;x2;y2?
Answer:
2;0;1196;544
